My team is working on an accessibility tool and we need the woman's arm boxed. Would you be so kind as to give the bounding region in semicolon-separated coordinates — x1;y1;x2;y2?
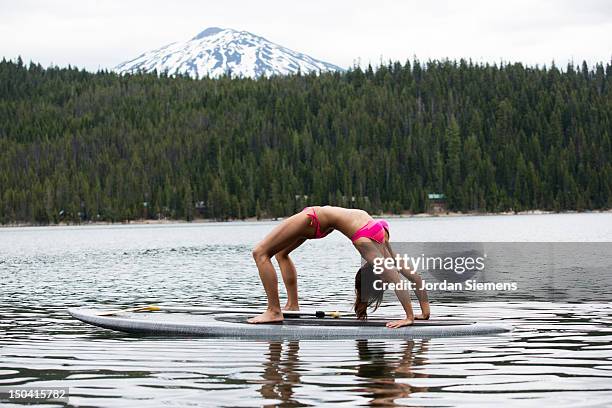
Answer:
381;267;415;328
385;241;430;319
353;240;414;328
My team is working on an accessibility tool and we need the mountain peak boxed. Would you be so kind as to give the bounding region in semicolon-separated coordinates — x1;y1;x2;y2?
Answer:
191;27;225;40
115;27;343;79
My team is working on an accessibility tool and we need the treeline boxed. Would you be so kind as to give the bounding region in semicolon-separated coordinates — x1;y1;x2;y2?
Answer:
0;57;610;224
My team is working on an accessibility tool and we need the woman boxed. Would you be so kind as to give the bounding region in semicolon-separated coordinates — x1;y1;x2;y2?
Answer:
249;206;430;328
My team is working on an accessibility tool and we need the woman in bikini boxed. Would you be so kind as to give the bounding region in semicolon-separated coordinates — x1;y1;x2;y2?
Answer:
248;206;430;328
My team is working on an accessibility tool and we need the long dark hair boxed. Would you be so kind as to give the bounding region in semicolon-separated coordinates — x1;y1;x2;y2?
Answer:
354;263;385;319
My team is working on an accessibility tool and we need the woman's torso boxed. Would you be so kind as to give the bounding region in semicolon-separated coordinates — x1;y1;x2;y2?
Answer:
311;206;373;240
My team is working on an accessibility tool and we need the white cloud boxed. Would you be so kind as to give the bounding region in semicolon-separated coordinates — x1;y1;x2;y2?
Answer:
0;0;610;71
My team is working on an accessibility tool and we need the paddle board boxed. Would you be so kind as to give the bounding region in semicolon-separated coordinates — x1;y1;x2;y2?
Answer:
69;308;510;339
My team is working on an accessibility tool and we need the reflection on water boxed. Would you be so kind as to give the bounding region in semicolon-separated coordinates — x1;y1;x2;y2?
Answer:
354;340;430;405
258;342;302;405
1;214;612;407
256;340;430;406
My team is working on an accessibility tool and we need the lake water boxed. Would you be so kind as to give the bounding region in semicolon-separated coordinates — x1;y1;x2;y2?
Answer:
1;213;611;407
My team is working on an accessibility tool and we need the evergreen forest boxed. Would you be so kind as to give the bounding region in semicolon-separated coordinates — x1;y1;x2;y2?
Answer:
0;57;610;224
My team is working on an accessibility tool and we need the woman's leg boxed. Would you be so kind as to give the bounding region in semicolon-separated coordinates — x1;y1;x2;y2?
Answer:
275;238;306;311
249;213;309;323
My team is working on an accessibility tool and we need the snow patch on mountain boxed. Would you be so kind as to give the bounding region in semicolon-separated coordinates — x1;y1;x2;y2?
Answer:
115;27;343;78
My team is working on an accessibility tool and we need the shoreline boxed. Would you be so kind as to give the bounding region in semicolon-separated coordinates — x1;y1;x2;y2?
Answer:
1;208;610;228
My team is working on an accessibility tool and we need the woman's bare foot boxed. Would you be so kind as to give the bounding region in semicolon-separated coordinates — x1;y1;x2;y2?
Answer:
247;309;284;324
283;303;300;311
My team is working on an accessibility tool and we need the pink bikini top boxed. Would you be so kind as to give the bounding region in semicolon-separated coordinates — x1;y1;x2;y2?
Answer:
350;219;390;244
304;207;332;239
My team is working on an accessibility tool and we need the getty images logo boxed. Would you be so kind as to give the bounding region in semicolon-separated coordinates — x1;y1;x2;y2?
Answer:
372;243;487;283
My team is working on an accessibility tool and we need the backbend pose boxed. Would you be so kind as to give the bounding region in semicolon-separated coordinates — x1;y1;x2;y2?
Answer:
249;206;430;328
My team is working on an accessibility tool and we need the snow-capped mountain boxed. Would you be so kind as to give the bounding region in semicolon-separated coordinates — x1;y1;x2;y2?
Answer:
115;27;343;78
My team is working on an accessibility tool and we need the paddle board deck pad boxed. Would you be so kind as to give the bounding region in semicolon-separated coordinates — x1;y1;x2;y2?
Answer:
69;308;510;339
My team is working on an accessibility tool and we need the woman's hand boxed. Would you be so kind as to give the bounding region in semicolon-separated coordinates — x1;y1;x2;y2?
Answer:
386;318;414;328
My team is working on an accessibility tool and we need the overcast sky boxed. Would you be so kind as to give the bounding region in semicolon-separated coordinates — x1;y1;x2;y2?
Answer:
1;0;611;71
